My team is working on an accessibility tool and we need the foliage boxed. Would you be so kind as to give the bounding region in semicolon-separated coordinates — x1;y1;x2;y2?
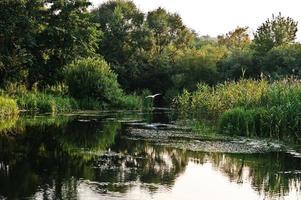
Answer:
1;0;301;116
217;49;259;80
0;117;18;134
218;27;251;50
173;45;228;91
91;0;146;66
0;0;99;87
175;79;268;119
146;7;195;58
16;92;78;114
64;57;124;105
252;13;298;55
176;78;301;141
261;44;301;78
64;57;144;109
3;83;78;113
0;96;19;119
91;1;195;93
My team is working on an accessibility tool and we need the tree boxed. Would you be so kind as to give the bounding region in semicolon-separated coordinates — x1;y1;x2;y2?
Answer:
29;0;99;87
252;13;298;55
261;44;301;78
217;50;259;81
146;7;195;58
218;27;251;50
91;0;155;90
173;45;228;91
0;0;99;87
0;0;44;86
91;0;147;66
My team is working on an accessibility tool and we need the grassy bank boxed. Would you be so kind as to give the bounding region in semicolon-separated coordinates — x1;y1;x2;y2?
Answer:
0;84;148;115
175;78;301;142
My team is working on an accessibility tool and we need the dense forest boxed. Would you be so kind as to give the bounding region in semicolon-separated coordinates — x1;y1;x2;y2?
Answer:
1;0;301;141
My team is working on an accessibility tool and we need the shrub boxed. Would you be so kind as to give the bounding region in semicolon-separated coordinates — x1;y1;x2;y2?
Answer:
64;57;124;106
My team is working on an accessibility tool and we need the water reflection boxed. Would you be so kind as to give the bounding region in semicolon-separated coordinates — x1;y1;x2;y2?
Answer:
0;112;300;200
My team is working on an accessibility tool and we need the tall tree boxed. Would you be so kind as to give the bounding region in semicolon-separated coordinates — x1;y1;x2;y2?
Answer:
30;0;99;86
252;13;298;55
91;0;147;66
0;0;44;85
146;7;195;59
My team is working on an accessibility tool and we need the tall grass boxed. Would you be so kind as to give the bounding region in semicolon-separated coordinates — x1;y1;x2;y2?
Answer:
0;96;18;119
16;92;78;113
175;78;301;142
175;79;268;119
3;83;78;114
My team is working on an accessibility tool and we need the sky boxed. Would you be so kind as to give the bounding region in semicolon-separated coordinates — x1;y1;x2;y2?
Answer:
90;0;301;40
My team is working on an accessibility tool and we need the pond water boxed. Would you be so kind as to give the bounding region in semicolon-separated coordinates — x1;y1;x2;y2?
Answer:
0;110;300;200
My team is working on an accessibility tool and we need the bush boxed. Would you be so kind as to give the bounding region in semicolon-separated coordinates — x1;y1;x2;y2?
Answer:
0;96;19;119
64;57;124;106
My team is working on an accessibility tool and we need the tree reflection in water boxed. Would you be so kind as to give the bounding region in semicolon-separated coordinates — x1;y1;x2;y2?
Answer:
0;113;300;199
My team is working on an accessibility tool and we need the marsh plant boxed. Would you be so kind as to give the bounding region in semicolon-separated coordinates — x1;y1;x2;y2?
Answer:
2;83;78;114
175;78;301;142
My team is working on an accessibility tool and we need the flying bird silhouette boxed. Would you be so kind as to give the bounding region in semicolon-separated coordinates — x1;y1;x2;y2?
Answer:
145;93;161;99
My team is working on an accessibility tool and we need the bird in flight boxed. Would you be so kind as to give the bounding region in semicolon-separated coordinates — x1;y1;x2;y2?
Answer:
145;93;161;99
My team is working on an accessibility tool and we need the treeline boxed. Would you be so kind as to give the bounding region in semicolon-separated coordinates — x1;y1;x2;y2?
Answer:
1;0;301;110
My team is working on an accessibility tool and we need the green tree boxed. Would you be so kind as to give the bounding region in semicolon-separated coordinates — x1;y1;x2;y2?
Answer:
218;27;251;50
29;0;99;87
217;49;258;80
91;0;154;90
0;0;44;86
91;0;147;66
173;45;228;91
146;7;195;58
252;13;298;55
0;0;99;88
261;44;301;78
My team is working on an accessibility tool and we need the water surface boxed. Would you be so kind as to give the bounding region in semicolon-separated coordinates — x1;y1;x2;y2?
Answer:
0;110;300;200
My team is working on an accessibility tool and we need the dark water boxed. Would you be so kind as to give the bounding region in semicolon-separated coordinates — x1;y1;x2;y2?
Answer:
0;110;300;200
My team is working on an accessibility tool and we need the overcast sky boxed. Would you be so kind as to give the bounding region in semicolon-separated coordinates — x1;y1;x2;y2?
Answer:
90;0;301;40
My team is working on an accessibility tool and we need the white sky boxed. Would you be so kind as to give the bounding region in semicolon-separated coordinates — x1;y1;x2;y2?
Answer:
90;0;301;40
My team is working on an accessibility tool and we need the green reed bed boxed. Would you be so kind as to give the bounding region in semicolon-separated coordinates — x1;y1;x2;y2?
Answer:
16;92;78;114
175;79;301;141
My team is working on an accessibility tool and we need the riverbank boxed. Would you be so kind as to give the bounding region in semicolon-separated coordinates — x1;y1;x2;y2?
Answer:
0;89;149;118
123;123;291;154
